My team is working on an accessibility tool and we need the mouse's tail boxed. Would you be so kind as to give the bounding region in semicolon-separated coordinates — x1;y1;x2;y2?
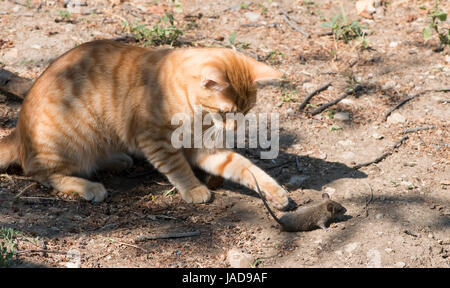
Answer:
246;168;284;227
0;129;19;169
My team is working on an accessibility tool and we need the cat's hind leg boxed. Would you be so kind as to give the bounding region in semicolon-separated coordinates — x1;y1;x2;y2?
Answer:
97;153;133;173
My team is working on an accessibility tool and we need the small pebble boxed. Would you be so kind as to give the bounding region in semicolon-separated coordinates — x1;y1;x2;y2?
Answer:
394;261;406;268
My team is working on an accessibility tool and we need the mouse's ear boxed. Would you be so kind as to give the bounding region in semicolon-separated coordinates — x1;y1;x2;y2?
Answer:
322;193;330;200
327;203;334;213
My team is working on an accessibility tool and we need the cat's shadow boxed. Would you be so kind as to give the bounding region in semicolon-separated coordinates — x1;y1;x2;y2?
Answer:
111;130;367;211
221;150;367;211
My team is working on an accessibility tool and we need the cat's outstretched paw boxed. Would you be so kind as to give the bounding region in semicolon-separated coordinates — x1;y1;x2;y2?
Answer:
182;185;211;204
264;185;289;211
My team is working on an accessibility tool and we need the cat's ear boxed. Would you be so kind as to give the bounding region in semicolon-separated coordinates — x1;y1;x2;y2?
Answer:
245;57;282;85
201;66;230;91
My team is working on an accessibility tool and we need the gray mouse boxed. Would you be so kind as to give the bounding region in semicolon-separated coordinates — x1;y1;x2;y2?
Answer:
248;170;347;232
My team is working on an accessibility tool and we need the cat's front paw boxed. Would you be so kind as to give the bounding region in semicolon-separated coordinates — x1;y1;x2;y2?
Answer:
265;185;289;210
81;182;108;203
182;185;211;204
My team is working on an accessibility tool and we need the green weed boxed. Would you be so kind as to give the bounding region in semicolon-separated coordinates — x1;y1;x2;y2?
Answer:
0;227;18;267
124;12;183;46
423;1;449;49
321;5;367;44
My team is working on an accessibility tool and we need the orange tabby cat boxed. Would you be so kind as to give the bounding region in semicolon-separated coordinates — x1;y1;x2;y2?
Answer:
0;40;289;210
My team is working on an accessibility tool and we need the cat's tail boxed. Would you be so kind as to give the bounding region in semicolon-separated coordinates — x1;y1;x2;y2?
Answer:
0;129;19;169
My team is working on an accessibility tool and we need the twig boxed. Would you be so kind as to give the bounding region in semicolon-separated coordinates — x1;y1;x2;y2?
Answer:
14;183;37;199
402;125;436;134
147;214;179;221
318;31;333;37
403;230;418;238
0;173;14;183
280;11;309;37
110;239;148;253
352;136;409;169
299;82;332;111
365;184;373;218
0;174;32;181
310;91;352;116
134;230;200;243
384;88;450;121
16;249;67;255
0;182;39;203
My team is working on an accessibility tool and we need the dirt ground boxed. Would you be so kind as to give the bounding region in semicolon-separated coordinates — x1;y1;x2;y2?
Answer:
0;0;449;268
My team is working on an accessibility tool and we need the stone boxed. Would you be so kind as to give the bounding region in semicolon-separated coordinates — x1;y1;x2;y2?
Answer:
367;249;382;268
383;80;397;90
334;112;350;121
356;0;378;19
338;139;355;146
227;249;252;268
244;12;261;22
394;261;406;268
387;112;406;124
65;249;81;268
372;133;384;140
389;41;400;48
345;242;359;254
302;82;315;94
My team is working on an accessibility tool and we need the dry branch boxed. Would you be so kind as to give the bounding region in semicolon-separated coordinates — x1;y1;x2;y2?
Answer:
134;230;200;243
402;125;436;134
384;88;450;121
16;249;67;255
352;136;409;169
299;82;332;111
310;91;352;116
280;11;309;37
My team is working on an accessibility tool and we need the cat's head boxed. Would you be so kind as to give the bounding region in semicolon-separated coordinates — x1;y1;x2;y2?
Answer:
185;48;282;129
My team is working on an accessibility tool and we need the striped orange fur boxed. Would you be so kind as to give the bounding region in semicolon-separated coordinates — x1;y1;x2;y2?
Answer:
0;40;289;209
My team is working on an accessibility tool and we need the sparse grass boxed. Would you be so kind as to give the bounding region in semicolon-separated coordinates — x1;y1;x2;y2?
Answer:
422;0;449;49
229;31;237;46
330;125;342;131
251;258;264;268
281;89;298;103
343;71;361;93
58;10;71;19
303;0;317;15
163;187;176;197
123;12;183;46
327;108;335;119
228;31;251;50
0;227;18;267
322;5;367;44
240;3;249;10
266;49;284;65
260;4;268;15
